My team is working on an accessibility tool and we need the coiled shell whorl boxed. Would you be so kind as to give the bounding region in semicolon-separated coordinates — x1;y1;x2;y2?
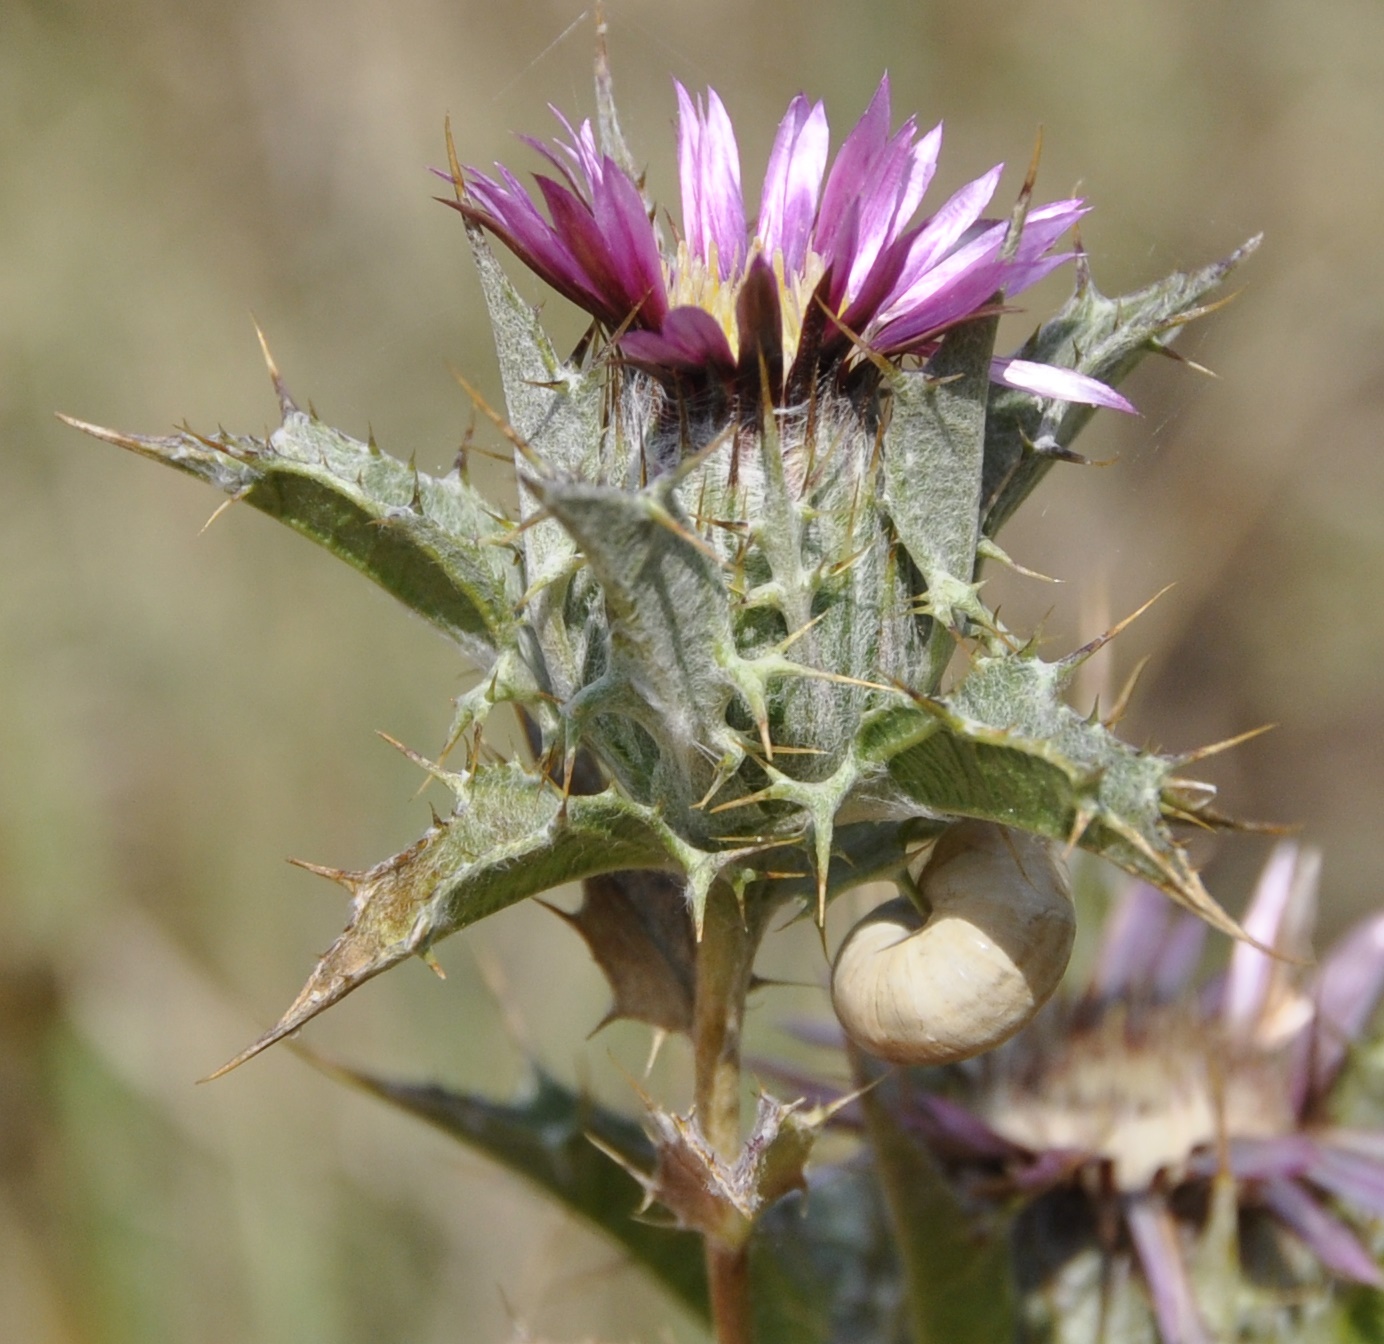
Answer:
830;821;1075;1066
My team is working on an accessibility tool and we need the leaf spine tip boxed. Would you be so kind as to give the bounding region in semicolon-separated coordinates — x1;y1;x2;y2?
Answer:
376;730;466;794
251;318;299;418
1059;583;1176;676
449;367;546;471
286;856;359;891
1001;125;1043;262
197;488;251;535
1178;722;1277;765
1103;654;1151;728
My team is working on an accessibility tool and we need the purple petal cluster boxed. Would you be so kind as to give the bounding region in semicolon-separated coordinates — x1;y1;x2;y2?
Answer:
450;77;1131;411
778;847;1384;1343
948;848;1384;1341
460;109;667;333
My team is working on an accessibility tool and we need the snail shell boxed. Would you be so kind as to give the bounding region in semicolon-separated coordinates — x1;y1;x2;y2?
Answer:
831;821;1074;1066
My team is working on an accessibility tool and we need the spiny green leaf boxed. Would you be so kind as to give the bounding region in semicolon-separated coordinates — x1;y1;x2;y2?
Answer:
63;411;516;662
856;651;1246;939
207;764;683;1077
537;478;757;833
982;236;1261;536
329;1062;710;1318
882;312;999;660
462;219;608;590
330;1058;910;1344
463;220;604;474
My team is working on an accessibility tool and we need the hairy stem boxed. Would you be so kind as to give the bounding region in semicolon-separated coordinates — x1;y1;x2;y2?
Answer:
693;883;771;1344
693;886;759;1153
706;1245;753;1344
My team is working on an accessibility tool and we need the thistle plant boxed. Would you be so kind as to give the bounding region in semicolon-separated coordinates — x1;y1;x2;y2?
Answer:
62;30;1308;1344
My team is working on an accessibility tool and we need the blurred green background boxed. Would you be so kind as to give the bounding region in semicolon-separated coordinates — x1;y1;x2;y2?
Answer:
3;0;1381;1339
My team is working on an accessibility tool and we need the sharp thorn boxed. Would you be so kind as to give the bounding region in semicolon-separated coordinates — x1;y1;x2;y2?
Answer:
1150;343;1219;377
286;856;356;890
1103;655;1151;728
199;1035;281;1083
776;609;829;654
1062;584;1176;672
252;317;299;417
642;1027;668;1078
443;116;465;203
198;487;252;534
1002;125;1043;260
449;367;545;470
1178;722;1277;765
758;715;774;763
376;730;462;791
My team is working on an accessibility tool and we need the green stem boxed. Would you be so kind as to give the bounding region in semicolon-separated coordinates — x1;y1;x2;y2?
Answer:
850;1045;1017;1344
693;884;770;1344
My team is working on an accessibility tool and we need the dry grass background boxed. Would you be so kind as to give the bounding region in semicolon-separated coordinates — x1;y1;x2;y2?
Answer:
2;0;1382;1339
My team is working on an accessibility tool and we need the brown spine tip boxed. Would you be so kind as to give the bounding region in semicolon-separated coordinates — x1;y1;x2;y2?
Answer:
252;319;299;419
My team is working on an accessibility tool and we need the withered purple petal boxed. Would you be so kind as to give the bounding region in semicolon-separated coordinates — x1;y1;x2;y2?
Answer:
1223;844;1315;1042
902;1093;1026;1162
1090;882;1171;1002
1292;907;1384;1108
1009;1147;1090;1192
1190;1134;1316;1181
1125;1191;1212;1344
1150;914;1208;1001
1259;1178;1384;1287
1317;1127;1384;1162
1306;1141;1384;1220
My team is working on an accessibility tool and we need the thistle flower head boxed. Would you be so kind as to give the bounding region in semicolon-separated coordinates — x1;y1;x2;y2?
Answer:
452;76;1130;411
872;846;1384;1341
